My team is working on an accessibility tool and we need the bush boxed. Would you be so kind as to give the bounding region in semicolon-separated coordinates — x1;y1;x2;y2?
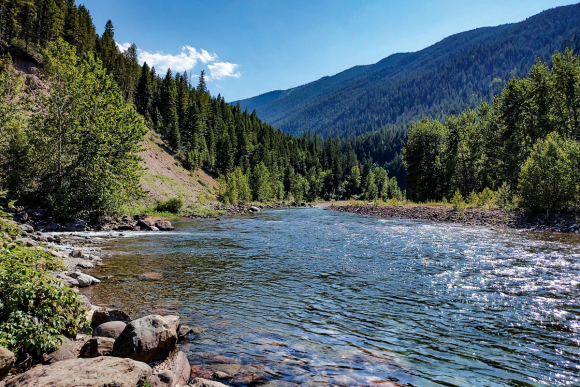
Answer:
154;197;183;213
478;187;496;209
0;246;87;356
451;190;466;211
518;133;580;212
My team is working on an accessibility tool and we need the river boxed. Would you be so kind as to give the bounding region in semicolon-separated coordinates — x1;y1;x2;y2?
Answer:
81;207;580;387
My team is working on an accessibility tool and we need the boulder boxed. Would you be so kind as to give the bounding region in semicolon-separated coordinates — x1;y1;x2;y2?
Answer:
56;273;79;288
138;272;163;281
190;378;229;387
155;351;190;387
162;316;180;333
138;219;156;230
92;321;127;339
68;272;100;287
112;315;178;363
90;308;131;327
5;357;151;387
147;370;175;387
63;219;87;232
70;248;84;258
18;224;34;234
42;338;78;365
155;220;175;231
249;206;261;213
76;260;95;269
14;211;28;221
80;337;115;358
0;347;14;381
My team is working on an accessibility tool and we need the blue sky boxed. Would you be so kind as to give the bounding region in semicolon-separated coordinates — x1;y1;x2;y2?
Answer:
81;0;578;102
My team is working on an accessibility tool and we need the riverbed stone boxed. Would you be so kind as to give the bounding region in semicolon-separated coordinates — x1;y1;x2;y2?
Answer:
249;206;261;213
56;273;79;288
155;350;190;386
178;325;194;340
163;316;180;333
138;219;156;230
68;272;100;287
18;224;34;234
4;356;151;387
0;347;15;381
112;315;178;363
76;260;95;269
42;338;78;365
90;308;131;327
189;378;230;387
80;337;115;358
63;219;87;232
147;370;175;387
92;321;127;339
138;272;163;281
155;220;175;231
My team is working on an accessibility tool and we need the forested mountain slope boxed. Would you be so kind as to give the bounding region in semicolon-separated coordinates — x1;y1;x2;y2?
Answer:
234;4;580;137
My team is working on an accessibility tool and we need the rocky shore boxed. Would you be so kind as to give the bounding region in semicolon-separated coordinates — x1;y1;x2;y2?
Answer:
328;204;580;233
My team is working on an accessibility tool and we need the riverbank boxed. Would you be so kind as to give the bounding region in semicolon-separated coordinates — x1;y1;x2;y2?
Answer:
328;204;580;233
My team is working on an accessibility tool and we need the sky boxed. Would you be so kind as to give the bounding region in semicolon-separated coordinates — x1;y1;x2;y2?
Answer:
80;0;578;102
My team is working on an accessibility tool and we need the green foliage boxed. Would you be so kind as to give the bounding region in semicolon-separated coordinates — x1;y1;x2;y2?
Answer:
403;50;580;211
518;132;580;211
154;197;184;213
0;39;147;219
0;247;88;356
451;190;466;211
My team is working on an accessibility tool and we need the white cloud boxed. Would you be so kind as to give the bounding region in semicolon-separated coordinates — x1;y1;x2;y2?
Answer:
208;62;241;80
116;42;132;52
116;44;239;81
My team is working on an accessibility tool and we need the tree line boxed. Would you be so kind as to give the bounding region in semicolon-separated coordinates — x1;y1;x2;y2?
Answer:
0;0;404;214
403;50;580;212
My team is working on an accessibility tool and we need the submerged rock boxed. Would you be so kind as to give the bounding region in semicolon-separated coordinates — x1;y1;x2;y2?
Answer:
138;272;163;281
189;378;230;387
4;357;151;387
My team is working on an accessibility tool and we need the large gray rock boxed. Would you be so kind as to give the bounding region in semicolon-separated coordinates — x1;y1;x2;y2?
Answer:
155;220;175;231
190;378;229;387
0;347;14;381
155;351;190;387
90;308;131;327
79;337;115;358
249;206;261;213
177;325;194;340
112;315;178;363
42;338;78;365
56;273;79;288
92;321;127;339
18;224;34;234
68;272;100;287
4;356;151;387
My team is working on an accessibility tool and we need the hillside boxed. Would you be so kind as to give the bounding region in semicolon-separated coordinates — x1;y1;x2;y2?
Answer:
139;131;217;205
234;4;580;137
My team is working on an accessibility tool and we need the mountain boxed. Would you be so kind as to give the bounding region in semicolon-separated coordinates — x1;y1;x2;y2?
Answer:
234;4;580;137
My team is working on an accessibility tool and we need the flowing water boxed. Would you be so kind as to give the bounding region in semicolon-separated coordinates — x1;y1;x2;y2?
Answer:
81;208;580;387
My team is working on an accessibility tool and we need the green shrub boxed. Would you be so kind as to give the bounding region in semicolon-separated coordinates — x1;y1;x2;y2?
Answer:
467;191;479;206
0;247;88;356
451;190;466;211
154;197;183;213
478;187;496;209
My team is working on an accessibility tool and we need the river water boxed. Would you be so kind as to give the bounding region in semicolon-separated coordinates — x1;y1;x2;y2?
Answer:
81;208;580;387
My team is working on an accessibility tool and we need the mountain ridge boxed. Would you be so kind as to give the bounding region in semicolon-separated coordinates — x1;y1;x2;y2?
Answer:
233;4;580;137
